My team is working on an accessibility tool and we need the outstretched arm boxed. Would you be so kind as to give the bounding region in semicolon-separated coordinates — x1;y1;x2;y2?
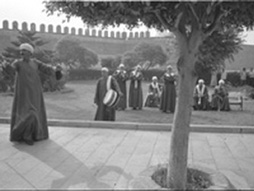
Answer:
36;59;62;80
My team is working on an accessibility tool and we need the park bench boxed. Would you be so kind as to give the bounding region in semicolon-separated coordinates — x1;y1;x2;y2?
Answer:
228;93;243;111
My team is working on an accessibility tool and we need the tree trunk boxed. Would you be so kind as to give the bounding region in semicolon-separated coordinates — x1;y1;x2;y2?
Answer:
167;52;198;189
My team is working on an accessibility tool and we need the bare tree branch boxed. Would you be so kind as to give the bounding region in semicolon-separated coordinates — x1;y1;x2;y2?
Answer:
205;14;223;36
153;9;187;47
204;3;225;36
174;12;184;30
187;2;201;29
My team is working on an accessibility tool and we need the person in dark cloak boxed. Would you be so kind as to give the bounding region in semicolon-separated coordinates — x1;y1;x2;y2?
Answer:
128;64;143;110
94;67;122;121
144;76;161;108
160;65;177;113
10;43;62;145
193;79;210;110
113;63;128;110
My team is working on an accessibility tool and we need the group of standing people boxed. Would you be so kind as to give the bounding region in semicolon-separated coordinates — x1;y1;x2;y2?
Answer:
94;64;177;121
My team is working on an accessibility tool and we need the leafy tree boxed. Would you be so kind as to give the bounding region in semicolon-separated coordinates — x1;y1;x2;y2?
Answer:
44;1;254;189
133;42;168;70
164;35;179;64
196;27;243;75
83;48;99;69
100;55;122;71
54;38;98;69
122;51;143;70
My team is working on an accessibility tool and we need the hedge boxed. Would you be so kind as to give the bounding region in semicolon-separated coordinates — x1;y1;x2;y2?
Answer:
68;68;167;81
68;68;244;87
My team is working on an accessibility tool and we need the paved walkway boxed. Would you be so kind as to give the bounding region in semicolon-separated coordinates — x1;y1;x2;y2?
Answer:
1;124;254;190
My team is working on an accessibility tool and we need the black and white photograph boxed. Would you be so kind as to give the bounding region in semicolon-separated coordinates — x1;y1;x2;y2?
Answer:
0;0;254;190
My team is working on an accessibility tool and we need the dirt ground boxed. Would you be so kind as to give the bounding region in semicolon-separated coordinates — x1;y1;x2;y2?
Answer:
0;80;254;126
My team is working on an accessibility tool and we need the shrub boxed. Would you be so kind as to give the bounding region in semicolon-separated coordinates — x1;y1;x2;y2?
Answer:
226;71;240;87
142;69;165;81
69;68;101;80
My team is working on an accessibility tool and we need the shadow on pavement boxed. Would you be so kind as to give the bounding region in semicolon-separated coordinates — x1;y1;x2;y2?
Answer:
12;139;128;189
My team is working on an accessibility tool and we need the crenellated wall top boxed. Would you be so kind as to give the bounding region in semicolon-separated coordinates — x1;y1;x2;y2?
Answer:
1;20;151;39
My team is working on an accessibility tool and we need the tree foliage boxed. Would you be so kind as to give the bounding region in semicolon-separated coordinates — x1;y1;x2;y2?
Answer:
44;1;254;73
195;27;244;75
54;38;98;69
122;51;142;70
100;55;121;71
134;42;168;69
121;42;168;70
44;2;254;30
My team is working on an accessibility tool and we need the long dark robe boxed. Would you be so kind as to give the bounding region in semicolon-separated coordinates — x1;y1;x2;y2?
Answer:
210;85;230;111
193;84;210;110
128;71;143;110
113;70;128;110
160;73;176;113
10;59;54;143
94;75;121;121
144;82;161;108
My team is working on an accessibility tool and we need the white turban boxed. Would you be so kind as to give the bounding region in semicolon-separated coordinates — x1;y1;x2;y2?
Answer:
19;43;34;54
219;79;225;84
167;65;172;69
198;79;204;84
136;64;141;69
101;67;109;72
119;64;125;68
152;76;158;81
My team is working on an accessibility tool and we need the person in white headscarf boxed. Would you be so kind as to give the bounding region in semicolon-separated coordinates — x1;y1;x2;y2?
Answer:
144;76;161;108
193;79;210;110
10;43;62;145
210;79;230;111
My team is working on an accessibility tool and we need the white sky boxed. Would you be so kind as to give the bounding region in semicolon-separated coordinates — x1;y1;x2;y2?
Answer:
0;0;153;36
1;0;254;45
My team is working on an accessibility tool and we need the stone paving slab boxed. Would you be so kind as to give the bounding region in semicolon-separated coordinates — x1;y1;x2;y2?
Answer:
1;124;254;190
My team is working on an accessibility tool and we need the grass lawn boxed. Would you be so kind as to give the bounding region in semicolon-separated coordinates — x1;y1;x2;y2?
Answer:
0;80;254;126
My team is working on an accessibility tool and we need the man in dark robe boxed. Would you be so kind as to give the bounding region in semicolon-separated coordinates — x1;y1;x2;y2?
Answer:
129;65;143;110
113;63;128;110
160;65;177;113
10;43;61;145
94;67;122;121
193;79;210;110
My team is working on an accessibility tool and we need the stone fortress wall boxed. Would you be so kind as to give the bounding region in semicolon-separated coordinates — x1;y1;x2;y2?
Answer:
0;20;253;71
0;20;174;58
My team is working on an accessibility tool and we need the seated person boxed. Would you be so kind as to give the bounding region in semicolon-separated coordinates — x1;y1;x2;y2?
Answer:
210;79;230;111
144;76;161;108
193;79;210;110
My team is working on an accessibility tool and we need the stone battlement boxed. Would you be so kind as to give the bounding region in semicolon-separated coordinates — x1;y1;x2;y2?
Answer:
1;20;253;71
1;20;150;39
